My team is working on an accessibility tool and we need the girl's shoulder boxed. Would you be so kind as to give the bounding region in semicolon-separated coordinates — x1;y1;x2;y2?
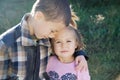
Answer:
48;55;58;62
49;55;57;59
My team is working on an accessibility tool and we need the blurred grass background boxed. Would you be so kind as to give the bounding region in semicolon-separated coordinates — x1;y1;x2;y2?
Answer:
0;0;120;80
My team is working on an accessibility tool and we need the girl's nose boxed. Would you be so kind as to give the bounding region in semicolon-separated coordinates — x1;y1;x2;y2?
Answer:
61;43;67;49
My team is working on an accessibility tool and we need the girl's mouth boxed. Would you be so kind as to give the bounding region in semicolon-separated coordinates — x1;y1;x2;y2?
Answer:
61;50;68;53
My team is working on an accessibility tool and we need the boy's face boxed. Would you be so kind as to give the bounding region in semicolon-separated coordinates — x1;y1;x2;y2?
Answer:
53;28;77;60
32;12;65;39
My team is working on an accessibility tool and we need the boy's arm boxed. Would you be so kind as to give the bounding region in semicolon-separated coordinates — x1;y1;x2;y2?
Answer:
74;50;89;60
74;50;89;72
0;40;9;80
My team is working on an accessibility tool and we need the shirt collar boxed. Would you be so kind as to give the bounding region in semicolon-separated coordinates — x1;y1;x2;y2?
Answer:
20;13;50;47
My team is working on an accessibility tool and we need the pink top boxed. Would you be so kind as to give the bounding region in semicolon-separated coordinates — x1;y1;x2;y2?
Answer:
46;56;90;80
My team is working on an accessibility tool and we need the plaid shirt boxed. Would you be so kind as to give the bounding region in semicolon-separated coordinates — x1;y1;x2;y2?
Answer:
0;13;50;80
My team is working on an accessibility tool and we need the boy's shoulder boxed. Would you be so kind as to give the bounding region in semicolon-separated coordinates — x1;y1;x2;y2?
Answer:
0;24;21;47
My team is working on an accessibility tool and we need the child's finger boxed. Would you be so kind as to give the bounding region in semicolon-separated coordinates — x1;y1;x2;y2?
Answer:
75;57;79;66
75;61;85;72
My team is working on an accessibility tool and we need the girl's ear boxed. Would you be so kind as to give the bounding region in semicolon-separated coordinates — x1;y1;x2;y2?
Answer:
75;41;78;50
34;11;45;21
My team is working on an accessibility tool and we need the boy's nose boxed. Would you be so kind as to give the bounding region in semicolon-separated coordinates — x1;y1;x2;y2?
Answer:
50;32;58;38
48;33;55;38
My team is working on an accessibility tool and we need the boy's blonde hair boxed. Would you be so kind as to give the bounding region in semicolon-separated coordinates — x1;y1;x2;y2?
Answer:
70;6;79;29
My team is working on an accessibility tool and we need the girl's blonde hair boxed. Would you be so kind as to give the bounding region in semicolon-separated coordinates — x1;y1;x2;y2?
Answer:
50;26;85;54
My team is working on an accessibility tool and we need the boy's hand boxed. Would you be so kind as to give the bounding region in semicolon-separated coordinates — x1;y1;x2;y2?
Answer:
75;55;88;72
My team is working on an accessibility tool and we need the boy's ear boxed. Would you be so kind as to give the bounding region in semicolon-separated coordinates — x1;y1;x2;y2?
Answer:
34;11;45;20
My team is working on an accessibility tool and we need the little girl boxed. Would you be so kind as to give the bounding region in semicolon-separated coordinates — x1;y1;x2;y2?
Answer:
46;26;90;80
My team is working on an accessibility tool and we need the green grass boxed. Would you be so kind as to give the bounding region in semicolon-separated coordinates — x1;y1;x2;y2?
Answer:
88;51;120;80
0;0;120;80
74;4;120;80
0;0;35;34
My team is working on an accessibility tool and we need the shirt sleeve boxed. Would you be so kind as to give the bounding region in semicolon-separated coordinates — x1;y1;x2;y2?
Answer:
0;40;10;79
77;67;90;80
74;50;89;60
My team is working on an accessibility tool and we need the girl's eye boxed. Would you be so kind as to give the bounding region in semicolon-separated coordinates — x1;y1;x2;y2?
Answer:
56;41;61;44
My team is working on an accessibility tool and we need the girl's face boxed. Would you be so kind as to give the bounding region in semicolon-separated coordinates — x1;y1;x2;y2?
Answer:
53;28;77;62
31;12;65;39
